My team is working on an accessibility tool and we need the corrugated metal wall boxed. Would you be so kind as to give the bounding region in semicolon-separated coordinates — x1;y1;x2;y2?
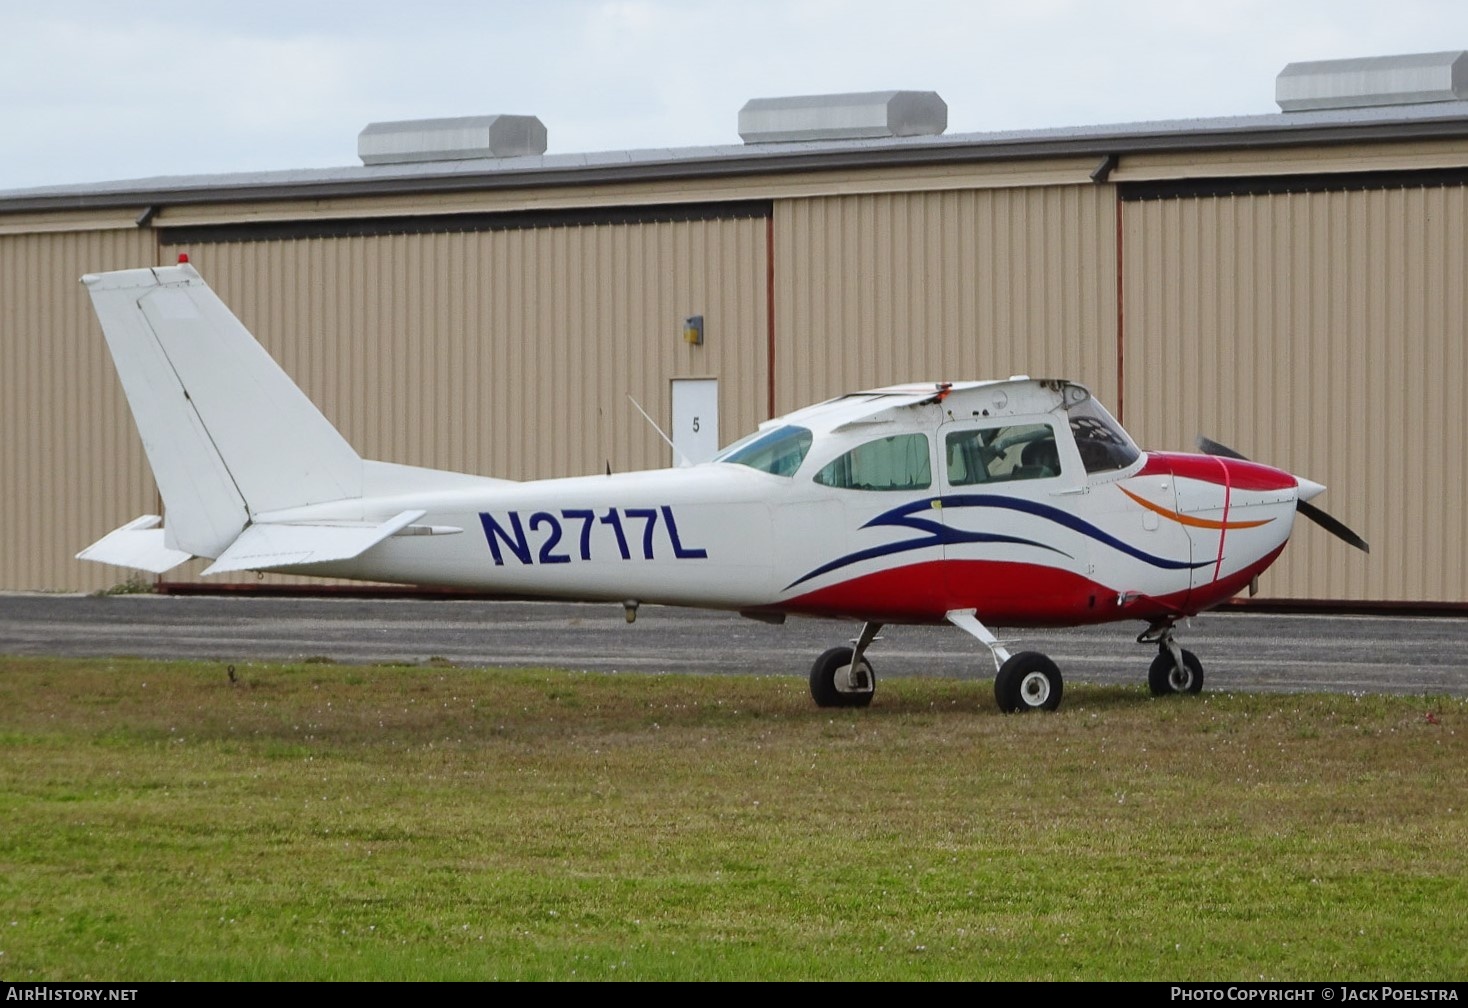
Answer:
1121;184;1468;603
0;228;160;593
4;146;1467;607
71;217;769;590
188;219;769;481
773;185;1119;414
0;216;767;592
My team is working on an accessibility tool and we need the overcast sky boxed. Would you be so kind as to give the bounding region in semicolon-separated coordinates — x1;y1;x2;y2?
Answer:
4;0;1468;191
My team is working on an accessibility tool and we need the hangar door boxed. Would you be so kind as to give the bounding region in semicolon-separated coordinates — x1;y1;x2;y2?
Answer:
109;204;771;590
1119;176;1468;605
772;184;1120;414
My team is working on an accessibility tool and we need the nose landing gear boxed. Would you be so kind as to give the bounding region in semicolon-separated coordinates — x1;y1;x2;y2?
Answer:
1139;620;1204;696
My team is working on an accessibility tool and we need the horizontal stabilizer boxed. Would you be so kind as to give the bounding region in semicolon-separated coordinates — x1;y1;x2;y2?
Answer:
76;515;195;574
201;509;427;576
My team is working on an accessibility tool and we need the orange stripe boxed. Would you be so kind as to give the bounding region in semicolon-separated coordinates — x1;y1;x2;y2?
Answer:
1119;487;1274;530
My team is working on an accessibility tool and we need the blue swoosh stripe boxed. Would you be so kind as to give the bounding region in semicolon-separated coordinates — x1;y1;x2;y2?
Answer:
942;495;1209;570
785;493;1209;590
786;530;1062;589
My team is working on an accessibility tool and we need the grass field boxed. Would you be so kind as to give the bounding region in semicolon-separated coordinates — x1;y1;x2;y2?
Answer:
1;655;1465;982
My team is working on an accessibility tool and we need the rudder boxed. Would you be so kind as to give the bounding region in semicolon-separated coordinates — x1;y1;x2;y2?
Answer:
82;262;363;559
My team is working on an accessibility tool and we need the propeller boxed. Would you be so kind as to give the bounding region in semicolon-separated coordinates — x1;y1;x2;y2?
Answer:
1197;437;1369;554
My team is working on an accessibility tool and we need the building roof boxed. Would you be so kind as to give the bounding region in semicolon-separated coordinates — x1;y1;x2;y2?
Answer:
6;99;1468;213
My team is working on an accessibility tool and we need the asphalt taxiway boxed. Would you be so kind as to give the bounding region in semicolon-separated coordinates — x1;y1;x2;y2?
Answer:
1;593;1464;697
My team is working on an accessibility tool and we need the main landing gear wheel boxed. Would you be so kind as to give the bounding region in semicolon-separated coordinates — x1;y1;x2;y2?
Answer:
809;646;875;708
1148;646;1204;696
994;651;1063;713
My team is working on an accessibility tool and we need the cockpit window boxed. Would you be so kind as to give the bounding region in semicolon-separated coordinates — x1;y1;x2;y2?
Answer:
1065;395;1140;475
946;423;1060;485
714;424;813;477
815;433;931;491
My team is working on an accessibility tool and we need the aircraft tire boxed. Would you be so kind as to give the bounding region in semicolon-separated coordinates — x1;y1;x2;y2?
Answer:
809;646;875;708
994;651;1063;712
1148;647;1204;696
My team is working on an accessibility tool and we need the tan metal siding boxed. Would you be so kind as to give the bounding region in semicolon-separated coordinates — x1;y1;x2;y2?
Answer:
1115;137;1468;183
6;133;1468;608
153;156;1105;229
0;228;159;592
221;220;768;476
1122;186;1468;603
0;208;145;236
773;186;1118;414
152;218;767;588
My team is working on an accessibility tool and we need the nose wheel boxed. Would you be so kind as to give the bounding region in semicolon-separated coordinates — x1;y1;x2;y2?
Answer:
1139;622;1205;696
1148;645;1204;695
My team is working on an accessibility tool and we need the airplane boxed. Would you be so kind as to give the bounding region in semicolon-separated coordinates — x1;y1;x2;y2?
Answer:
76;259;1368;713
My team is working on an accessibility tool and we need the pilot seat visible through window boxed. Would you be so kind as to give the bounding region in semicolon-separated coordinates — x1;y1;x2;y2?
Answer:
1017;437;1059;479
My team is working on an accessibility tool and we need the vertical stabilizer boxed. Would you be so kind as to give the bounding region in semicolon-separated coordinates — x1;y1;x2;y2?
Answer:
82;263;363;558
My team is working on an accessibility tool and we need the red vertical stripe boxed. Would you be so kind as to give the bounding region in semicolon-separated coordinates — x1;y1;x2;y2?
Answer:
765;215;776;419
1114;192;1126;424
1212;454;1232;582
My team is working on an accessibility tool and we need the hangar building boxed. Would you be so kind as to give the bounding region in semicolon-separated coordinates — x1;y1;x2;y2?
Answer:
2;51;1464;607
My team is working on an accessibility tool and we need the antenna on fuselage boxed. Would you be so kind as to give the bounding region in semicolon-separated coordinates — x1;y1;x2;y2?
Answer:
628;395;693;468
599;405;612;475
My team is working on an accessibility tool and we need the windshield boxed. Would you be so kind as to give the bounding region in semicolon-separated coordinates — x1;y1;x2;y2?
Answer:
714;424;813;477
1065;393;1140;474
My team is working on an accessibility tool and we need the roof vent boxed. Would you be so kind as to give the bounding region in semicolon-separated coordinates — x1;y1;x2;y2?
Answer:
1276;51;1468;111
357;115;548;165
738;90;947;144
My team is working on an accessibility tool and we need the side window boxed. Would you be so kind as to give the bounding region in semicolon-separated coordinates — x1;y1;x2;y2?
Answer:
945;423;1060;485
814;433;932;491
